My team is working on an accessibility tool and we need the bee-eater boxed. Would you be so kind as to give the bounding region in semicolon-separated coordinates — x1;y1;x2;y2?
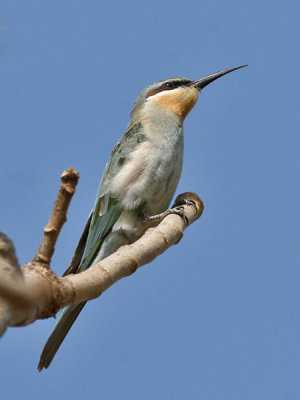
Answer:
38;65;246;370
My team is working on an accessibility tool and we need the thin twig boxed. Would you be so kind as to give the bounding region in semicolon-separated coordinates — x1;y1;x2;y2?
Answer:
32;168;79;266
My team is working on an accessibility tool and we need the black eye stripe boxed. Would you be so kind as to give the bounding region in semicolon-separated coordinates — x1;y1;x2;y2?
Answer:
145;79;191;98
162;80;191;90
164;82;176;89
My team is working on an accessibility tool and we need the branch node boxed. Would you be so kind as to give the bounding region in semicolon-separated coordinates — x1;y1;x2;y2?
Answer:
44;225;58;234
61;168;80;194
174;231;184;244
32;254;51;266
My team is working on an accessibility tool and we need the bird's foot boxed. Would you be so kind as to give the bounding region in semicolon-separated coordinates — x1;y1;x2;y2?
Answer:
171;192;203;217
142;207;189;225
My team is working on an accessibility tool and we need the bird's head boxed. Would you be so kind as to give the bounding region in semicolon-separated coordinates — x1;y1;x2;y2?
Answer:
131;65;247;123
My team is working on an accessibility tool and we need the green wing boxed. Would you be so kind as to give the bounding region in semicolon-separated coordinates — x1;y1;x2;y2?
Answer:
77;121;145;271
64;121;145;276
38;122;145;370
78;196;121;271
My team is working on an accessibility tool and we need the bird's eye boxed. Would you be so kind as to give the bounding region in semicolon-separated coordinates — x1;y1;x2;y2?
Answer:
165;82;174;88
146;81;179;98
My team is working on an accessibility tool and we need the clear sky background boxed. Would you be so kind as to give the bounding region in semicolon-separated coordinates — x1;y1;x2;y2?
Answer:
1;1;299;399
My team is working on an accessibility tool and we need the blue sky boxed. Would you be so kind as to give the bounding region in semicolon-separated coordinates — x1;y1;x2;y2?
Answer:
1;1;299;399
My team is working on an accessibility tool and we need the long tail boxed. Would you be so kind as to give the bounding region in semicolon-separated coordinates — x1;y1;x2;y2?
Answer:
38;204;123;371
38;302;86;371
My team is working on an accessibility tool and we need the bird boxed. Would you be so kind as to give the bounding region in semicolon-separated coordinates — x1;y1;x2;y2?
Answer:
38;65;246;370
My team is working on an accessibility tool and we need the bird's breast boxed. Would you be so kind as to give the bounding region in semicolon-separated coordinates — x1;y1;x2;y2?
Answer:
111;123;184;215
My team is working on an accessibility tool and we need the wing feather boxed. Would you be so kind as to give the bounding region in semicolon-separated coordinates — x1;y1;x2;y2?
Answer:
38;122;145;370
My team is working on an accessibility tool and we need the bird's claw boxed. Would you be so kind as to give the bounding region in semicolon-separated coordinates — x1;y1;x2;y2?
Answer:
171;206;189;225
141;205;189;225
182;199;197;213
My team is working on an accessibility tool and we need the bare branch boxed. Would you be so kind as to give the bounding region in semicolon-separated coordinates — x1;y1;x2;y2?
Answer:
0;233;20;271
62;192;204;305
32;168;79;266
0;168;204;339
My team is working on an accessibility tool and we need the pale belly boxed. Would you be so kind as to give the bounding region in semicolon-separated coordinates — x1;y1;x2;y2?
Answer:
111;135;183;240
142;146;183;215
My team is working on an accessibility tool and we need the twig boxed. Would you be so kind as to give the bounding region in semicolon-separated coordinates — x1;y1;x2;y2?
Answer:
32;168;79;266
0;169;204;336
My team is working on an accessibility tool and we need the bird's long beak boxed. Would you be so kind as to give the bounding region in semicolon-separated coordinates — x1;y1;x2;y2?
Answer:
191;65;247;90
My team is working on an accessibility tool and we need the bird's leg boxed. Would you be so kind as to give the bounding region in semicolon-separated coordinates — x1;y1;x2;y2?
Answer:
142;203;192;226
142;209;183;223
141;193;202;225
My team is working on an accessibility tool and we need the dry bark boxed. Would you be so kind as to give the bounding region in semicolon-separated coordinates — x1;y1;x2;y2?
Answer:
0;168;204;337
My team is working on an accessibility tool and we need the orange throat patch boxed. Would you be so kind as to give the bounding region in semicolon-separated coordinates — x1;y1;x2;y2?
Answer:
149;87;199;121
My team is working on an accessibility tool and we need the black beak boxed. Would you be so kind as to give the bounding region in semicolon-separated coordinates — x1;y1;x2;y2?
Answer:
191;65;247;90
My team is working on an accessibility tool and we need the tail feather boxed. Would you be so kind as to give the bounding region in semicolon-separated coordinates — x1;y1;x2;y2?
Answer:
38;302;86;371
38;204;124;370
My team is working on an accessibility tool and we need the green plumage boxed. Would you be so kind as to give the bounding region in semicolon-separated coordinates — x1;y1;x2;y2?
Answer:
38;66;245;370
38;123;145;370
